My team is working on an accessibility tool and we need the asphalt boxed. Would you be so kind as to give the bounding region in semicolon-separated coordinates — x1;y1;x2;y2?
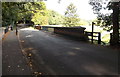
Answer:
19;28;119;75
2;31;32;75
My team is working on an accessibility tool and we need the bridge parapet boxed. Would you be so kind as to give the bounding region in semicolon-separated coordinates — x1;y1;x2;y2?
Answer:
42;26;88;41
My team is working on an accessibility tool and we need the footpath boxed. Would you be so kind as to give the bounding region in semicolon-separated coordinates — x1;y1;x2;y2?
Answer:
2;31;32;75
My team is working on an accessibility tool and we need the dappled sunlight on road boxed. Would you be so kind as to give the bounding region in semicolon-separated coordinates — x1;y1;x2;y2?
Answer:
25;35;33;38
20;27;39;31
67;51;76;56
73;47;81;50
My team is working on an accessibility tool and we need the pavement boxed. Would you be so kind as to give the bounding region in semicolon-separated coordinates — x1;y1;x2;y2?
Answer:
0;27;3;76
18;28;119;75
2;30;32;75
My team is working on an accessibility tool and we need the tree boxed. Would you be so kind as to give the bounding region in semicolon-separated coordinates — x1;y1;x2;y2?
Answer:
31;10;48;25
2;2;25;26
0;2;2;27
63;3;80;27
89;0;120;30
89;0;120;45
2;2;47;26
48;10;64;25
30;2;48;25
111;2;119;45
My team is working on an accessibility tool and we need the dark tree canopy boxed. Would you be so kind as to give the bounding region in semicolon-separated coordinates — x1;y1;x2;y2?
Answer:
89;0;120;45
89;0;120;31
2;2;46;26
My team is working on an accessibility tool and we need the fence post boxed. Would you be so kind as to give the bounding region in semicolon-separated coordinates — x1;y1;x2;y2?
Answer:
110;33;113;45
98;32;101;44
92;22;95;44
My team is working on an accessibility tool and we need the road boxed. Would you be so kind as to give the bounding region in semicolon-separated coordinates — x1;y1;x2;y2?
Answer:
19;28;118;75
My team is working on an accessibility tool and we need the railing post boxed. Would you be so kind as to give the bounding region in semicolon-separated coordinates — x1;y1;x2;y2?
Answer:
98;32;101;44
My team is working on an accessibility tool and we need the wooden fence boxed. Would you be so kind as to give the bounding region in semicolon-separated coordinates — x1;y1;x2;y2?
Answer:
85;32;101;44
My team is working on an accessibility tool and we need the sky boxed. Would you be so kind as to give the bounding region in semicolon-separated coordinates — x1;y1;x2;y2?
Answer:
44;0;98;20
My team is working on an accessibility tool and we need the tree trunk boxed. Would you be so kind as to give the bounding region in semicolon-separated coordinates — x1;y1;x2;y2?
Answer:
111;2;119;45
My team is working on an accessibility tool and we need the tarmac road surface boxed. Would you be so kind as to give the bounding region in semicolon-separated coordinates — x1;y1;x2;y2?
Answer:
19;28;118;75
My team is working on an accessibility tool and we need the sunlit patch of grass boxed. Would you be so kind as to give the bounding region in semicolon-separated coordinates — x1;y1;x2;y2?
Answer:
29;27;34;29
102;34;110;44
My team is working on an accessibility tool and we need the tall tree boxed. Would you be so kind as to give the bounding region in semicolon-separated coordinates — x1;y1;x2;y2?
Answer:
112;2;119;45
89;0;120;45
0;2;2;27
63;3;80;27
89;0;120;30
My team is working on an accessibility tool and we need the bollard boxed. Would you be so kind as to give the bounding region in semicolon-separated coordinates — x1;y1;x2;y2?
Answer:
4;28;8;34
4;29;7;34
11;26;13;31
16;28;18;35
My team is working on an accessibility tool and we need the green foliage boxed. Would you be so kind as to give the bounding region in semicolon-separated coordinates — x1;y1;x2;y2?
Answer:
94;14;113;31
2;2;25;26
48;10;64;25
89;0;103;14
23;2;47;25
89;0;120;31
63;3;80;27
24;2;46;11
29;2;49;25
31;10;48;25
2;2;47;26
102;34;110;43
2;2;65;26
